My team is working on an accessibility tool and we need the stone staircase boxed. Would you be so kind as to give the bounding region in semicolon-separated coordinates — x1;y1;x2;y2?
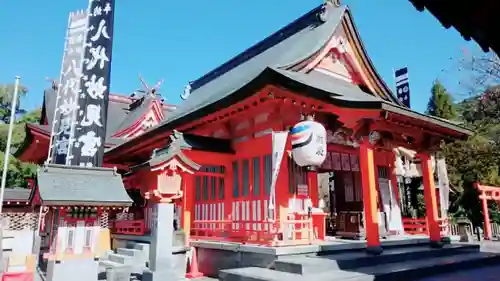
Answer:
219;243;500;281
98;240;150;280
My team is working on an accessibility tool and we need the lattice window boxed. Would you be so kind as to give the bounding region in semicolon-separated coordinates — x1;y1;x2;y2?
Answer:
99;211;109;229
115;212;134;221
0;212;38;231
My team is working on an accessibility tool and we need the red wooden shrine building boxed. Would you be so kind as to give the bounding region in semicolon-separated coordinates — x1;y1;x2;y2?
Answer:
15;2;472;251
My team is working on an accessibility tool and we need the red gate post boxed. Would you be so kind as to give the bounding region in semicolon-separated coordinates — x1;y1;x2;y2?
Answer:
419;153;441;247
475;183;492;240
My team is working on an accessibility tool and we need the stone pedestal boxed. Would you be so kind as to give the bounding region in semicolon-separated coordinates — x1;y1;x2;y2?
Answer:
46;258;98;281
144;202;184;281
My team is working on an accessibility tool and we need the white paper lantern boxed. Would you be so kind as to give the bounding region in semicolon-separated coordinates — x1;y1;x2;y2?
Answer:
290;119;327;167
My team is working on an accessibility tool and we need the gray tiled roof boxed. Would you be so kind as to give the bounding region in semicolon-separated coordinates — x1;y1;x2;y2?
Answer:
148;131;233;168
112;95;158;136
40;89;173;140
106;4;397;154
272;68;382;103
2;188;31;202
35;164;133;206
106;3;471;155
158;5;347;128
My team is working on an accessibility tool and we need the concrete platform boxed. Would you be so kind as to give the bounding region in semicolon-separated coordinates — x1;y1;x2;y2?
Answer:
218;243;500;281
192;236;439;277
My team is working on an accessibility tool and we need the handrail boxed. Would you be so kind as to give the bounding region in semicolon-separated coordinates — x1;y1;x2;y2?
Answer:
191;218;313;246
402;217;450;236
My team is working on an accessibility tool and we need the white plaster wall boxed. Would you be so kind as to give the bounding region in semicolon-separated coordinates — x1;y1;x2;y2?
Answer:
2;230;35;256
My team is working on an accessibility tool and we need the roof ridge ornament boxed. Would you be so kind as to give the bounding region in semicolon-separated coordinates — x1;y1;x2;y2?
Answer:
319;0;341;22
181;82;192;100
135;73;164;98
170;130;182;142
45;77;58;91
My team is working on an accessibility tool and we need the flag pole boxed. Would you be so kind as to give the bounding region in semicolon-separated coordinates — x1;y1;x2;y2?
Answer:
0;76;21;216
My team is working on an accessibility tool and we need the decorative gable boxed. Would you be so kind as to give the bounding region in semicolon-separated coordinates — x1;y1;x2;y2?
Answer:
306;24;368;88
118;100;165;139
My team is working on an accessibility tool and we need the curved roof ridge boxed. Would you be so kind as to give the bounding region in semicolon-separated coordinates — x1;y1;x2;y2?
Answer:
277;5;346;70
341;8;402;105
190;4;325;91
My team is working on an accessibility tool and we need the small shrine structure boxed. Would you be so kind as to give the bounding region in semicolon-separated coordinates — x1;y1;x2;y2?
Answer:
31;164;132;280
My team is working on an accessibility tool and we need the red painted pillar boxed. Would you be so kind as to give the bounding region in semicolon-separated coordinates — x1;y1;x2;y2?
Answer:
419;153;442;246
183;174;195;245
307;169;319;208
481;196;492;240
359;141;382;254
478;189;492;240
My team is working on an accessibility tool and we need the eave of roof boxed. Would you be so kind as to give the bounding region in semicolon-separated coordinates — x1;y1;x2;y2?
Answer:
106;66;472;159
409;0;500;55
33;164;133;207
2;188;31;202
13;123;122;159
380;102;473;137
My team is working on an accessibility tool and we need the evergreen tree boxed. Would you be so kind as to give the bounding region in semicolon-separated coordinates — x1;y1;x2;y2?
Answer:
0;83;39;188
426;80;457;120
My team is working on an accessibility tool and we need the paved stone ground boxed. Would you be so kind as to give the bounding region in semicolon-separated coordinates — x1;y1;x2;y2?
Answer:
419;241;500;281
418;265;500;281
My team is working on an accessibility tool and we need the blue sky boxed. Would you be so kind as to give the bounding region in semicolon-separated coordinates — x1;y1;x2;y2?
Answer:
0;0;478;114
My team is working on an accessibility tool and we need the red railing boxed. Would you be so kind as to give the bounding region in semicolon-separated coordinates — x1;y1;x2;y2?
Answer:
113;220;146;236
191;218;314;246
402;217;449;236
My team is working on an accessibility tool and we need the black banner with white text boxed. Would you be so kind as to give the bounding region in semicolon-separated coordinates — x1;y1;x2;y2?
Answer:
70;0;115;167
395;67;411;108
49;11;88;165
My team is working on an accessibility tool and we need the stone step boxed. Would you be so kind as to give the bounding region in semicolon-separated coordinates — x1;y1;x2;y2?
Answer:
220;267;302;281
314;238;448;257
117;248;143;257
130;242;150;259
108;253;130;264
99;260;126;269
220;251;500;281
318;251;500;281
109;252;148;274
117;247;148;269
274;244;479;275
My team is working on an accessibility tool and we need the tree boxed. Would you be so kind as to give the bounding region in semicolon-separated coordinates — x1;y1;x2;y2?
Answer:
442;87;500;226
457;50;500;95
0;84;28;122
426;80;457;120
0;83;39;188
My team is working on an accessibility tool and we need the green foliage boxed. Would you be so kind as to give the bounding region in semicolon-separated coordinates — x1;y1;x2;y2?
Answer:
423;78;500;225
441;84;500;226
0;84;29;120
0;83;40;188
426;80;457;120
